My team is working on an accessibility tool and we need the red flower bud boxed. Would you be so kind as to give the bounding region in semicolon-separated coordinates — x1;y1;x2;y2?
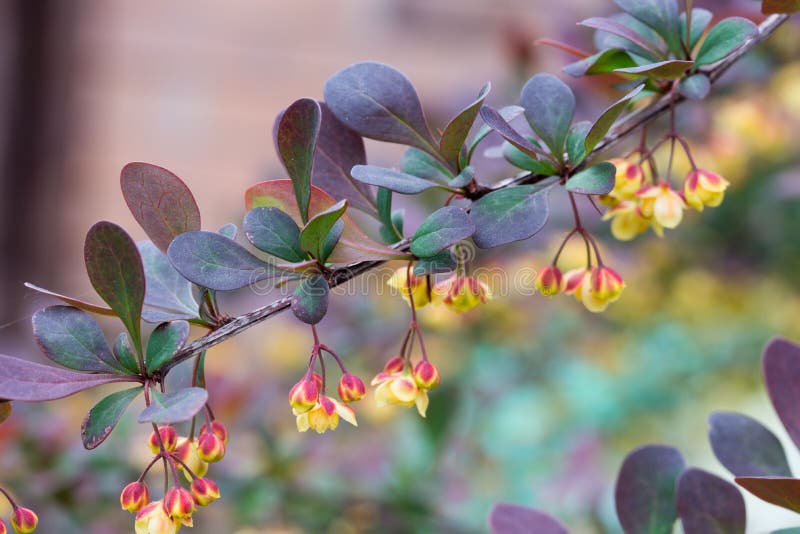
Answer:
0;519;7;534
120;481;149;512
535;265;563;296
190;477;221;506
10;507;38;533
337;373;366;403
147;426;178;454
383;356;405;374
163;486;195;519
288;376;320;413
199;420;229;444
196;432;226;463
413;361;441;390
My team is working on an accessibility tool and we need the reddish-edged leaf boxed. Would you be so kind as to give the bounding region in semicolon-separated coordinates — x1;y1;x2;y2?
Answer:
81;385;142;449
277;98;321;223
709;411;792;478
440;82;491;167
615;60;694;79
736;476;800;513
24;282;114;317
677;468;746;534
0;354;138;402
615;444;685;534
763;338;800;451
84;222;146;352
488;503;568;534
120;162;201;254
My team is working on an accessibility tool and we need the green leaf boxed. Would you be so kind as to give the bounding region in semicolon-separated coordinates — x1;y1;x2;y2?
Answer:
145;321;190;374
377;188;403;243
32;306;123;373
679;73;711;100
762;0;800;14
413;250;456;276
566;121;591;166
502;142;557;174
401;147;454;182
120;163;201;254
138;241;200;323
167;231;279;291
563;49;637;77
300;200;348;261
585;84;644;153
520;73;576;160
440;82;491;167
218;223;237;240
351;165;442;195
243;207;306;262
320;220;344;264
449;167;475;189
138;387;208;424
465;105;524;166
410;207;475;258
81;386;142;449
680;8;713;51
614;0;683;55
615;59;694;79
113;333;140;374
695;17;758;67
566;163;617;195
470;184;551;249
277;98;321;223
84;221;146;354
291;275;330;324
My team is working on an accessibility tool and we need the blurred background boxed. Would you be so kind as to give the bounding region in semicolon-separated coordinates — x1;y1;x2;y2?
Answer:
1;0;799;532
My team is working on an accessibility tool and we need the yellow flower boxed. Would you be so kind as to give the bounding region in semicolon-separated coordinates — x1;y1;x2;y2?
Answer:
433;275;492;313
602;200;650;241
295;395;357;433
563;266;625;313
371;369;430;417
637;183;686;233
683;169;730;211
600;159;644;205
135;501;189;534
387;268;433;308
174;438;208;481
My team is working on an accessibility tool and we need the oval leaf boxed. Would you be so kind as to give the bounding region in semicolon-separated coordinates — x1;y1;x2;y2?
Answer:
735;476;800;513
563;49;636;78
323;61;439;156
613;0;682;55
567;121;591;166
676;468;746;534
763;338;800;451
243;207;306;263
680;8;713;51
32;306;121;373
479;105;545;160
84;221;146;352
167;231;277;291
521;73;576;158
585;85;644;153
579;17;664;59
352;165;440;195
470;184;551;249
566;163;617;195
709;411;792;478
0;354;137;402
138;241;200;323
440;82;491;166
146;321;190;374
120;163;201;254
138;387;208;424
615;60;694;79
679;74;711;100
113;332;141;374
402;147;455;182
615;444;685;534
488;503;568;534
291;275;330;325
81;386;143;449
410;206;475;258
24;283;114;317
695;17;758;67
300;199;348;261
467;105;524;165
277;98;321;223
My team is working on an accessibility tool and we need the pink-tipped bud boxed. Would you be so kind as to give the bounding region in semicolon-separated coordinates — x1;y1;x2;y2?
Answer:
413;361;441;390
199;420;229;444
0;519;6;534
147;426;178;454
120;481;150;512
10;508;38;533
163;487;195;519
535;265;563;296
174;437;209;479
288;376;320;414
383;356;405;374
196;432;226;463
337;373;366;403
190;477;221;506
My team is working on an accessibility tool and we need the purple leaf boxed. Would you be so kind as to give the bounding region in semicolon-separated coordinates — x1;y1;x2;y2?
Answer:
277;98;321;223
24;282;114;317
763;338;800;451
138;387;208;424
677;468;746;534
479;105;545;160
709;411;792;477
120;162;201;254
470;184;551;249
736;476;800;513
615;444;685;534
440;82;491;167
520;74;575;158
0;354;138;402
291;274;330;325
580;17;664;59
488;503;568;534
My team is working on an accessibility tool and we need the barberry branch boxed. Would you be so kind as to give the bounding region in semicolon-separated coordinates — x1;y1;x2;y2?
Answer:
162;13;788;374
